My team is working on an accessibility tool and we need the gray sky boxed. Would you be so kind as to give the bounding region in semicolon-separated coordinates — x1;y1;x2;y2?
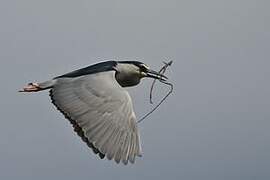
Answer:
1;0;270;179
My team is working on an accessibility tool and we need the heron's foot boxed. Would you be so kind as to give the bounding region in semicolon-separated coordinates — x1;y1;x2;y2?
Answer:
19;82;41;92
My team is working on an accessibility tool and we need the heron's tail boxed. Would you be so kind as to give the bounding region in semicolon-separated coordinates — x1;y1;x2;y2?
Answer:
19;80;56;92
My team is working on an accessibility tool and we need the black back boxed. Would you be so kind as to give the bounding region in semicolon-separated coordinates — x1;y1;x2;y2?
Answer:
54;61;117;79
119;61;144;67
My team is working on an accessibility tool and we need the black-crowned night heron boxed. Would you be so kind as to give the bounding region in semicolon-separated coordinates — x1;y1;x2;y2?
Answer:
20;61;168;164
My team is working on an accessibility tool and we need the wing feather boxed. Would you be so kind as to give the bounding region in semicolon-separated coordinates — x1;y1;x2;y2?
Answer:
50;71;142;164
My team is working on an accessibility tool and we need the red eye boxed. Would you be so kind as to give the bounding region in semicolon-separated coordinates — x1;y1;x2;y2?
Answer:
139;64;149;72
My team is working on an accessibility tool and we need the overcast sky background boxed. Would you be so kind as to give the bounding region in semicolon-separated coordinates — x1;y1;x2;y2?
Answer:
1;0;270;179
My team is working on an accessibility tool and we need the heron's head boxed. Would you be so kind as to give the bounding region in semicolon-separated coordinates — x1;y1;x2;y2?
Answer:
115;61;167;87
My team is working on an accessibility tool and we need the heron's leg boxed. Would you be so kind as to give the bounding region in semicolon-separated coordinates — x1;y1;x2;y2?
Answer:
19;82;41;92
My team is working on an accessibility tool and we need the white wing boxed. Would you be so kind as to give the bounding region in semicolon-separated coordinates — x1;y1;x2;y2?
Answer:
49;71;142;164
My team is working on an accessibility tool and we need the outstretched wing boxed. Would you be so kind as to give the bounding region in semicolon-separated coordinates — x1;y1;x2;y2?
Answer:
50;71;142;164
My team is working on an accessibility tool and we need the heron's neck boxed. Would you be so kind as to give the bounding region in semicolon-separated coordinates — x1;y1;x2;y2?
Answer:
115;73;141;87
115;64;141;87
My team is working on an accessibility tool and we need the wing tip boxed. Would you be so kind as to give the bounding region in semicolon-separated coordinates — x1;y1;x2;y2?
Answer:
49;89;106;160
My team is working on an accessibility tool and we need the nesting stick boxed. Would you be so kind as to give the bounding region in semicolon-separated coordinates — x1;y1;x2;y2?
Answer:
150;61;173;104
137;61;173;124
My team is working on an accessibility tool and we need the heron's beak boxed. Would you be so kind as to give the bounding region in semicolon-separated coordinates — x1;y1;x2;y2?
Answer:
146;69;168;81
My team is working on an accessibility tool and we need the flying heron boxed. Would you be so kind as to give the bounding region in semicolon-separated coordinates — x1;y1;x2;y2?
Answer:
20;61;168;165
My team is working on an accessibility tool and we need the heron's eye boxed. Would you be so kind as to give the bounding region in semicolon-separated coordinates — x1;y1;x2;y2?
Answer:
139;64;149;72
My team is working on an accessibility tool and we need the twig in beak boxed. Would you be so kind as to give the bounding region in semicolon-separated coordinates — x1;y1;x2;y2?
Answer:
137;60;173;124
150;60;173;104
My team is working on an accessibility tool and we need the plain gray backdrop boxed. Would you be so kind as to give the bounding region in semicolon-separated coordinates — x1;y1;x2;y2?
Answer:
1;0;269;179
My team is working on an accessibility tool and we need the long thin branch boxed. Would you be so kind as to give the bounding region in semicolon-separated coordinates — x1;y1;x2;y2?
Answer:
150;61;173;104
137;80;173;124
137;61;173;124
